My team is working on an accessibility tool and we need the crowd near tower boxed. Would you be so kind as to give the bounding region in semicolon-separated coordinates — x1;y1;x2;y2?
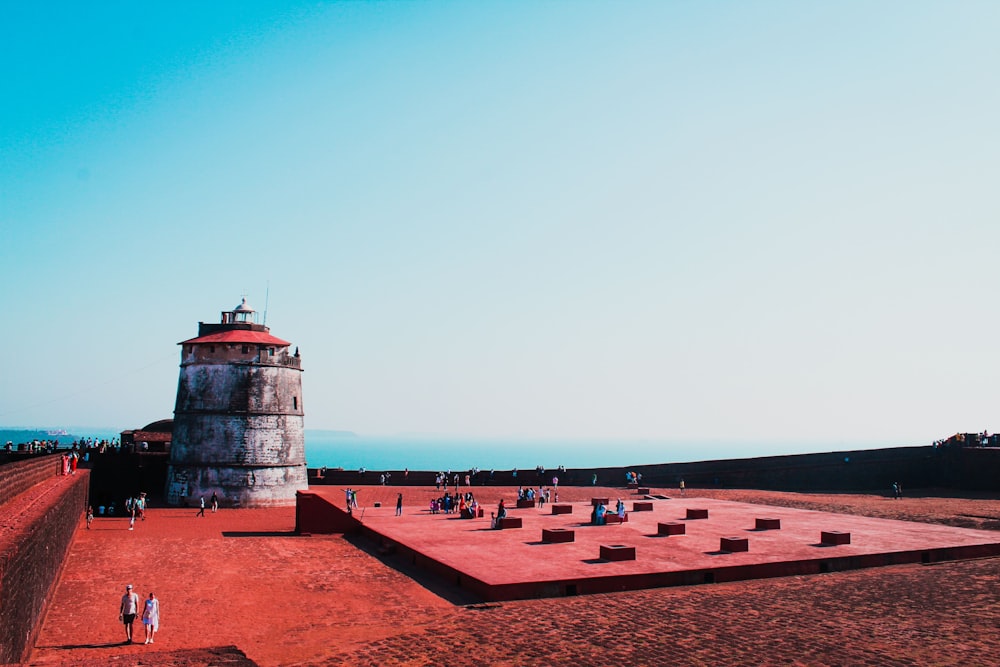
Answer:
165;297;307;507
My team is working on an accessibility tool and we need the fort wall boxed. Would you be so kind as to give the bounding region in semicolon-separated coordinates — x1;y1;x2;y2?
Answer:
309;446;999;493
0;469;88;664
0;455;63;507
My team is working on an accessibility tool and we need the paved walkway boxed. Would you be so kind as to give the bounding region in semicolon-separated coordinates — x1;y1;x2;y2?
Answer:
27;486;1000;666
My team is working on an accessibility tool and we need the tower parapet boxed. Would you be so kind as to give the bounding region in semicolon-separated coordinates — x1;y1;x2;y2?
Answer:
165;298;307;507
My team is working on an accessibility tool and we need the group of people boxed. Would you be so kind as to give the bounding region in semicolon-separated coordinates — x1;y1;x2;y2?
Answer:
430;491;479;518
5;438;61;453
125;493;148;530
60;450;80;475
195;491;219;516
434;470;475;490
624;471;642;485
118;584;160;645
343;487;360;513
516;486;555;506
590;499;627;525
933;431;1000;448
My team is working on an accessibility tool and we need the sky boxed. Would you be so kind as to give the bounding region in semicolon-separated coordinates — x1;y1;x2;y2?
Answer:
2;1;999;445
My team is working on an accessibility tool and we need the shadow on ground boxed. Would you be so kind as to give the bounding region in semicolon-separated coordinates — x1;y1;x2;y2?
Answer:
344;532;483;606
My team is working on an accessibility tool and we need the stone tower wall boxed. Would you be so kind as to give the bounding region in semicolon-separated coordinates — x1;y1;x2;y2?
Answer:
174;363;303;423
167;355;307;507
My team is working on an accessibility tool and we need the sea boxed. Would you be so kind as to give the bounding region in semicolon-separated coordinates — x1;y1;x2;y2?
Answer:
9;426;906;471
301;431;904;472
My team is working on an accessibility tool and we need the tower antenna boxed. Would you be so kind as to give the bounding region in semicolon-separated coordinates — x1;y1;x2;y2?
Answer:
262;281;270;327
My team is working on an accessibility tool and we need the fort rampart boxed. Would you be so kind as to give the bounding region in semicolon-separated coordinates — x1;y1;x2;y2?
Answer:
0;461;88;665
309;446;1000;493
0;454;63;507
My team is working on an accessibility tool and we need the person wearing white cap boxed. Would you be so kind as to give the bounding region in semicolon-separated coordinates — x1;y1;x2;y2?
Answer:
119;584;139;644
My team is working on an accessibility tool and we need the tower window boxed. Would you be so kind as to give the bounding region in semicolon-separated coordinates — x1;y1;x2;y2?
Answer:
293;397;298;410
242;345;249;354
209;345;215;353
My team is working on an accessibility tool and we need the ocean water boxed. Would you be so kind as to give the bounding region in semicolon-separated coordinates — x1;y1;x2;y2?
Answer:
302;432;901;471
24;426;904;471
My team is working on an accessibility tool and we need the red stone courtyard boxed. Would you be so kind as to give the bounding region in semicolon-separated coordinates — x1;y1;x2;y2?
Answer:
26;484;1000;666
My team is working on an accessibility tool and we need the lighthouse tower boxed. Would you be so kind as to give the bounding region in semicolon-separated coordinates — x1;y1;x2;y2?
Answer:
165;298;307;507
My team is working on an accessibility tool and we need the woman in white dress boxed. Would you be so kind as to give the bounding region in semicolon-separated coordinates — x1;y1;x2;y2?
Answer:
142;592;160;644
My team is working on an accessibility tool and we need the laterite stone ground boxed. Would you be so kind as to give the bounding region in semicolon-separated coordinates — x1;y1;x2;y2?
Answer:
27;487;1000;666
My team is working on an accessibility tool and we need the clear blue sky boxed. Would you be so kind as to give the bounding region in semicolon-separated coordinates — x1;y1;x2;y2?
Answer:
2;1;998;445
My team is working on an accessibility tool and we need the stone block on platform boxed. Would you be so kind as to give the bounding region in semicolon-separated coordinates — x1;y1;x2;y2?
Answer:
636;487;650;494
498;517;522;529
516;499;535;509
551;504;573;515
542;528;575;543
821;530;851;545
591;497;610;507
600;544;636;561
633;502;654;512
686;508;709;520
658;521;686;536
755;517;781;530
720;536;749;552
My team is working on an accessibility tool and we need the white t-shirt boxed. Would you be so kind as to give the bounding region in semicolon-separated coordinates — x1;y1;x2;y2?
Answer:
121;592;139;615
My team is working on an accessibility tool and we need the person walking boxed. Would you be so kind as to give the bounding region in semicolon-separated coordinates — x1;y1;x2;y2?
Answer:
196;497;206;517
119;584;139;644
142;592;160;644
395;493;403;516
210;491;219;512
679;479;686;497
86;506;94;529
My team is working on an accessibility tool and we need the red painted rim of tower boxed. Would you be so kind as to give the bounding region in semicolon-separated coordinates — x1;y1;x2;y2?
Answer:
179;330;291;346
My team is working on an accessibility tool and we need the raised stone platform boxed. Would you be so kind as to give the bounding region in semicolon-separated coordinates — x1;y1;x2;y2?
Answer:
301;491;1000;602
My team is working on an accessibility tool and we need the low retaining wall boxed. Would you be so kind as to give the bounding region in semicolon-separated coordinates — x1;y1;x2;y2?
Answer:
0;472;89;664
295;490;361;534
